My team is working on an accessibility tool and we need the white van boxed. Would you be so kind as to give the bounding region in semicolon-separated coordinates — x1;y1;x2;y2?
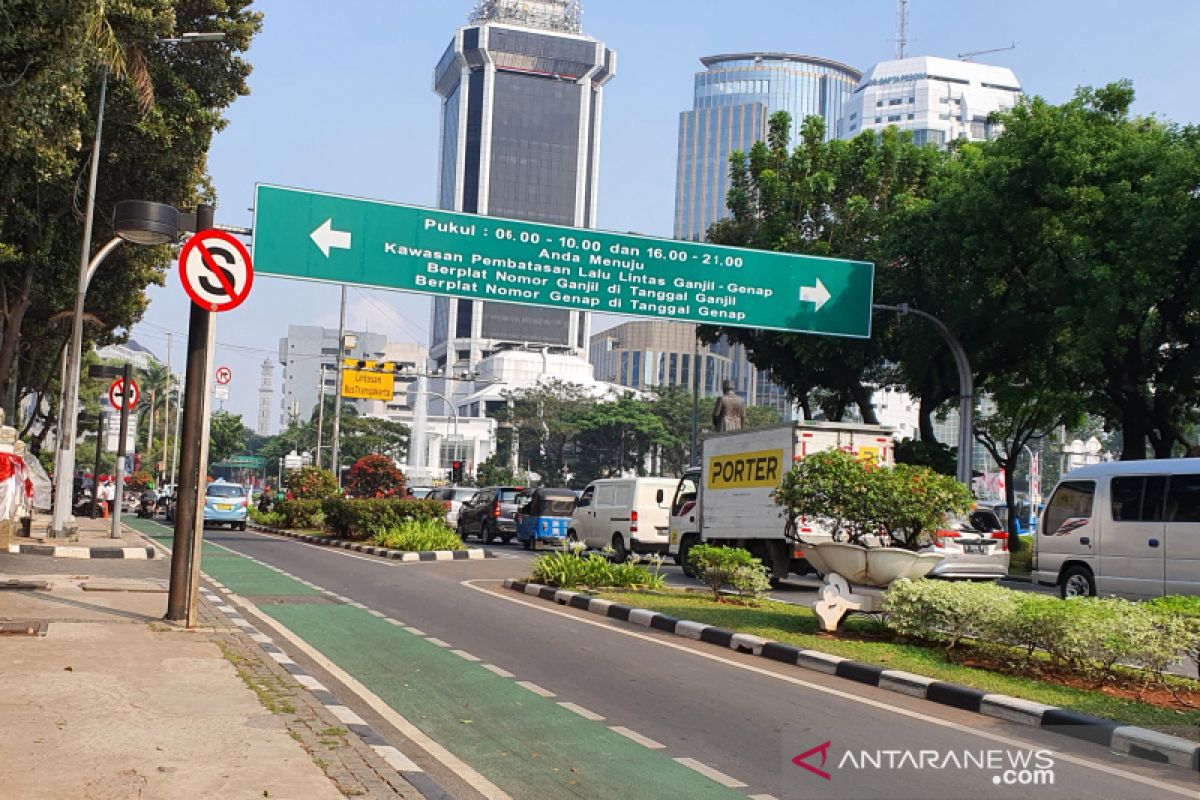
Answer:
1034;459;1200;598
570;478;679;562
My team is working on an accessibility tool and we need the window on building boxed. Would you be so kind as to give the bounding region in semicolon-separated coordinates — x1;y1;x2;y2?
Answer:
907;113;915;120
849;112;857;120
888;115;901;122
874;116;882;124
888;98;902;106
455;299;473;338
875;100;883;107
455;348;470;364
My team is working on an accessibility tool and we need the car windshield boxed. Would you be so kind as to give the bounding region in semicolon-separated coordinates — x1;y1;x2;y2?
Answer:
207;484;245;498
498;488;521;503
543;497;576;516
454;489;477;501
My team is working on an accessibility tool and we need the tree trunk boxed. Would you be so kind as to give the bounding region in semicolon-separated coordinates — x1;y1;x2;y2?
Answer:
0;265;35;422
851;382;880;425
918;395;939;443
1119;402;1148;460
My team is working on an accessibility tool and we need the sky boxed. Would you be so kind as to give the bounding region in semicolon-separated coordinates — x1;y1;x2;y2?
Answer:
128;0;1200;432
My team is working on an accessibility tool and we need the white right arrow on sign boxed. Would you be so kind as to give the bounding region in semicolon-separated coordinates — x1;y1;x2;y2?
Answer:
799;278;831;311
310;218;352;258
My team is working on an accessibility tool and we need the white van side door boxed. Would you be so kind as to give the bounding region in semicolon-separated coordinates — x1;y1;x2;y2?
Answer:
586;483;617;548
1099;475;1166;597
1165;474;1200;595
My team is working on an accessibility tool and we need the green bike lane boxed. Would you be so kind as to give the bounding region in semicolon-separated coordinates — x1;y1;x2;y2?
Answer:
136;523;744;800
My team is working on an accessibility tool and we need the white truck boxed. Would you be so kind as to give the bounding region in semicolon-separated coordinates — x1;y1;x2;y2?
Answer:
665;421;895;581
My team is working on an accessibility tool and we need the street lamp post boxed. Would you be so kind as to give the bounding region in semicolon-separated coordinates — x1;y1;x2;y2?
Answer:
413;387;459;476
50;201;180;535
873;303;974;486
49;30;225;536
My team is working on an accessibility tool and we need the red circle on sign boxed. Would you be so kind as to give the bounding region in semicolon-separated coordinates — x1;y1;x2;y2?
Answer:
108;377;140;410
179;229;254;312
216;366;232;385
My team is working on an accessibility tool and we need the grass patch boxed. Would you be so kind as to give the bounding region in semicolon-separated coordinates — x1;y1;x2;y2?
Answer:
595;589;1200;736
319;726;347;737
217;641;297;716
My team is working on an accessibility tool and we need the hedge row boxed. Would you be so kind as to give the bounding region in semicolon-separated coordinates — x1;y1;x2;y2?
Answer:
884;579;1199;682
321;498;447;540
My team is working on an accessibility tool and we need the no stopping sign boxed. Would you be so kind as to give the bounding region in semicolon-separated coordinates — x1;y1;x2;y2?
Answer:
179;229;254;312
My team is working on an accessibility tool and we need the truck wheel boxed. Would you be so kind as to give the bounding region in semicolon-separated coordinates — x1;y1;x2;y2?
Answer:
610;533;628;563
1060;565;1096;598
679;533;700;578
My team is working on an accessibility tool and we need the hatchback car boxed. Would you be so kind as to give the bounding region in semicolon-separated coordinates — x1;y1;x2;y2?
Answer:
204;481;249;530
924;508;1011;580
457;486;524;543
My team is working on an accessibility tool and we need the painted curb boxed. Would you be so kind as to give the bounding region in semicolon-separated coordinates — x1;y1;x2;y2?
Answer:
248;523;498;562
7;543;156;559
502;579;1200;773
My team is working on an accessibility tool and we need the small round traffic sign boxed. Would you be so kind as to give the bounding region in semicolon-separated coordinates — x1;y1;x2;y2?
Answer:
179;229;254;312
216;366;232;385
108;377;140;410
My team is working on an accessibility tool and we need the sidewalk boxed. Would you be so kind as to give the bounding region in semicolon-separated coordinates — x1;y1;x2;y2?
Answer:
8;512;157;557
0;545;421;798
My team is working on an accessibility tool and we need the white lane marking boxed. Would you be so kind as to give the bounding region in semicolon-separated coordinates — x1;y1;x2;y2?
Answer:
451;649;481;662
558;702;605;721
610;726;664;749
481;664;515;678
403;627;426;636
426;637;452;648
220;588;512;800
461;579;1200;799
674;758;747;788
367;609;386;618
516;680;556;698
385;618;404;626
749;794;779;800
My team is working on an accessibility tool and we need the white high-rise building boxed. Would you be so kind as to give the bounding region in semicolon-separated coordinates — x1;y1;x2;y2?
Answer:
838;56;1021;147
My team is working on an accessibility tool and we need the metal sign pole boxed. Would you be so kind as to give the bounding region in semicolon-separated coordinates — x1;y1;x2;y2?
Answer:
110;363;132;538
185;314;217;628
166;203;214;624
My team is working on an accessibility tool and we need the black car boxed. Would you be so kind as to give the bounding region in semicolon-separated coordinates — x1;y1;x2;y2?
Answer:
456;486;525;544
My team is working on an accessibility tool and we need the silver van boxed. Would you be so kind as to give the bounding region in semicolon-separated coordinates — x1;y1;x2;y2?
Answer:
1034;459;1200;598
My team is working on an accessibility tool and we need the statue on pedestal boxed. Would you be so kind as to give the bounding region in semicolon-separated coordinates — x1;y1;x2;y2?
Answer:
711;379;746;432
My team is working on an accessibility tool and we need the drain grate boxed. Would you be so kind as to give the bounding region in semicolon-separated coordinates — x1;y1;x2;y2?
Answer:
0;622;47;636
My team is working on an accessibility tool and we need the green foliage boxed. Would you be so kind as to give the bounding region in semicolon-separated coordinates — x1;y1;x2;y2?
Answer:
273;499;324;531
885;580;1196;681
893;438;956;477
773;450;973;548
744;405;783;429
208;410;246;466
247;506;284;527
374;519;462;552
687;544;769;601
573;393;671;484
1145;595;1200;619
321;498;446;541
285;466;339;500
529;549;665;590
475;452;518;487
345;454;405;499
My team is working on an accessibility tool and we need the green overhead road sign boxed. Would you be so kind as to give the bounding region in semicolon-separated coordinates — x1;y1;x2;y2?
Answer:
252;185;875;338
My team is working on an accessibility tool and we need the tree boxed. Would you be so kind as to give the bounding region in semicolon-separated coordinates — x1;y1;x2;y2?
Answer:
927;83;1200;458
0;1;261;422
648;386;695;476
706;113;951;425
208;410;246;465
497;380;592;479
745;405;782;429
475;453;518;487
574;395;671;484
345;454;405;499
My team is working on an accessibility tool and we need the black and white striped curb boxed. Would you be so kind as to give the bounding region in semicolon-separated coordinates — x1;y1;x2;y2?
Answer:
504;580;1200;773
7;543;156;559
198;583;450;800
249;523;496;563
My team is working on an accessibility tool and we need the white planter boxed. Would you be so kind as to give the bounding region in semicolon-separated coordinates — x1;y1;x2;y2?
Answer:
801;541;943;587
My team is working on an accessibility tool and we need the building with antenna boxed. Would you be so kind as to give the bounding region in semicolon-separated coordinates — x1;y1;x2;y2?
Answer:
837;55;1022;146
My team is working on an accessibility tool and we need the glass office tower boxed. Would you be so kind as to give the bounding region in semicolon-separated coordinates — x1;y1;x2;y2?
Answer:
430;1;615;392
674;53;860;242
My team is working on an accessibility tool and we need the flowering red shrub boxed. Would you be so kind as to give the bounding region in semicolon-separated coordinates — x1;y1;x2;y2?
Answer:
346;454;406;499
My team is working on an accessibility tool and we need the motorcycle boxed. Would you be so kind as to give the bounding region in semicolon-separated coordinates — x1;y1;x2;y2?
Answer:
137;494;157;519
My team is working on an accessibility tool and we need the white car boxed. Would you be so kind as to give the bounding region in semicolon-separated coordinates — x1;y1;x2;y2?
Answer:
924;509;1011;580
432;487;479;527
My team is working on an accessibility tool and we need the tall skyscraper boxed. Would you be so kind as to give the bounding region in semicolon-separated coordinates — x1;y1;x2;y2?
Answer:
837;56;1021;146
429;1;615;412
674;53;860;242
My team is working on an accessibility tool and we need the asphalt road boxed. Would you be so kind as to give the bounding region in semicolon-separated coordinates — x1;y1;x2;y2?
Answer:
132;522;1199;800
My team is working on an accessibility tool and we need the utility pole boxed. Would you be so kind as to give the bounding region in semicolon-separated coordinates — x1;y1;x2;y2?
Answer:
690;332;700;466
329;285;347;483
110;362;132;538
166;203;216;626
315;364;326;468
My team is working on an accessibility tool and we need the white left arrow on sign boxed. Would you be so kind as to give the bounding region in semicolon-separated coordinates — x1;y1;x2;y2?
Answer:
310;218;352;258
799;278;832;311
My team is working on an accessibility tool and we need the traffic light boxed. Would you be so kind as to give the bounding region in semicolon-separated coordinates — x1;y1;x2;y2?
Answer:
451;461;463;483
